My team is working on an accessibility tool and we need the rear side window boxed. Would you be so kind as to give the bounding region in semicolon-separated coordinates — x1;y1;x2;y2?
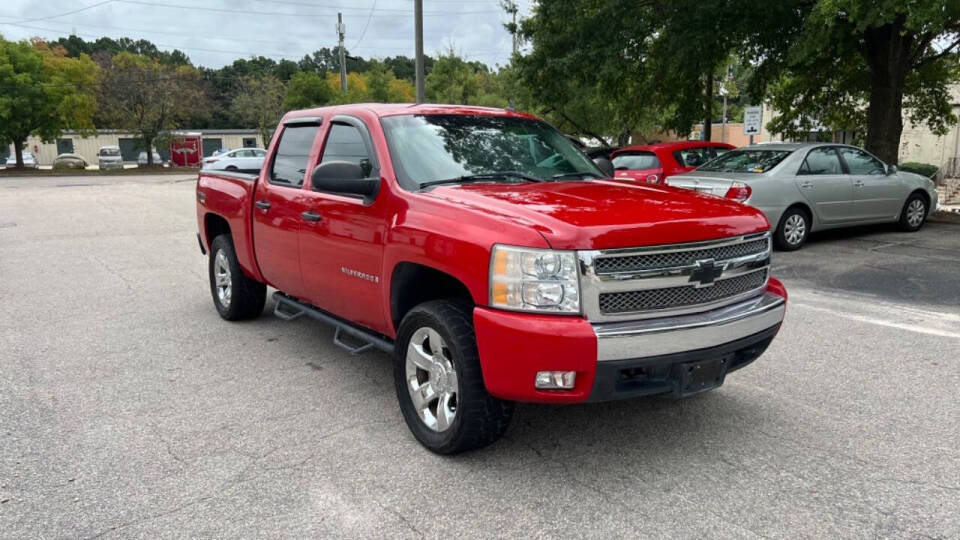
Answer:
612;152;660;170
320;123;374;177
674;146;726;167
799;147;843;175
270;125;320;187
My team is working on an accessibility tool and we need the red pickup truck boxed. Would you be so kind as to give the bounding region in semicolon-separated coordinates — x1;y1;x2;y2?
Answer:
196;104;787;454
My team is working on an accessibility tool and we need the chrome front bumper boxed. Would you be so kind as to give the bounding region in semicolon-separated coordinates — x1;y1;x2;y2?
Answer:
592;292;786;361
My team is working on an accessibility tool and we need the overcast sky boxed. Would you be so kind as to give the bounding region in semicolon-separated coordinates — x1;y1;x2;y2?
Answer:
0;0;533;68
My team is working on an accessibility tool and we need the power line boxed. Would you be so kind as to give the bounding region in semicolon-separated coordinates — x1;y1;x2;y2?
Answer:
9;0;114;24
351;0;378;49
114;0;500;16
252;0;500;12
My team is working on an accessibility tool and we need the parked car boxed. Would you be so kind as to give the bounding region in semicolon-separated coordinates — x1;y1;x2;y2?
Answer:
666;143;939;250
98;146;124;170
612;141;735;184
52;153;88;169
138;151;163;166
202;148;267;172
196;103;787;454
5;152;39;169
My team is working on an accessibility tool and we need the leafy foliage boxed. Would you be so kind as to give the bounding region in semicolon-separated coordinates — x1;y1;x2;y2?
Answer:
899;162;939;178
0;36;98;167
231;74;285;148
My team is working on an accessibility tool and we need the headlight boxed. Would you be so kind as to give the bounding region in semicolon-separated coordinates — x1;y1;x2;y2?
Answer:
489;245;580;314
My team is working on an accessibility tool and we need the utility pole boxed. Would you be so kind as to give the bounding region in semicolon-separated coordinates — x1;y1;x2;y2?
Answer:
414;0;425;103
337;13;347;93
503;1;518;57
720;64;731;143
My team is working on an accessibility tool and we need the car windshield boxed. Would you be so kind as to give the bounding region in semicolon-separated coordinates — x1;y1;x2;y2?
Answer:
612;151;660;170
697;149;792;173
381;114;603;190
100;148;121;156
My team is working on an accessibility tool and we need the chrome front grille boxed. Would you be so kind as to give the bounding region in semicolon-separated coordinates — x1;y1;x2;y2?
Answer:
594;238;769;275
579;232;772;321
598;269;768;314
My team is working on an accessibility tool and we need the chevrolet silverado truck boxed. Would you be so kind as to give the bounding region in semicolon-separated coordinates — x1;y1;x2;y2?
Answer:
196;104;788;454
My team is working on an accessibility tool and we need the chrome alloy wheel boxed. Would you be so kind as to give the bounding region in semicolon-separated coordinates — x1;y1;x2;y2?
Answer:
906;199;926;228
405;327;458;432
784;213;807;246
214;250;232;308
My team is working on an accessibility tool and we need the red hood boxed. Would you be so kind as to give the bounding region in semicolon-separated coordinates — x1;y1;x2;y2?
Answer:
423;180;770;250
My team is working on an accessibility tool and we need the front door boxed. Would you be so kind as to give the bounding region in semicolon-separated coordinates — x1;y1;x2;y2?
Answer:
794;146;856;223
837;147;904;219
298;117;388;333
251;122;321;297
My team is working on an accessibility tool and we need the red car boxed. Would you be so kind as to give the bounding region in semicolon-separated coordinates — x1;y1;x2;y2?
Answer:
196;104;786;454
611;141;735;184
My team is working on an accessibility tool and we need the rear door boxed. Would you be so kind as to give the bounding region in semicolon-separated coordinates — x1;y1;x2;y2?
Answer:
251;120;321;296
837;147;904;219
794;146;856;223
297;116;388;332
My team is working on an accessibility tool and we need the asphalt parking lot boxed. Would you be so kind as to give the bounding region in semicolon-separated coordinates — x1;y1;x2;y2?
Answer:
2;175;959;538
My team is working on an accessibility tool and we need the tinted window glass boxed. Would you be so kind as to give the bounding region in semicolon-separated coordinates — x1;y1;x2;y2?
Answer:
612;152;660;170
381;114;602;190
320;123;373;177
799;147;843;175
839;147;885;175
698;149;792;173
270;125;319;187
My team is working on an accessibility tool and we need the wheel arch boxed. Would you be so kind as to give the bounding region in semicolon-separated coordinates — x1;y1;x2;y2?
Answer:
781;201;815;230
204;212;231;247
390;262;474;332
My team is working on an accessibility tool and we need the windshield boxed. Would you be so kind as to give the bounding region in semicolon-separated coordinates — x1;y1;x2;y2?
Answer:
612;152;660;170
380;114;603;190
697;149;792;173
100;148;121;157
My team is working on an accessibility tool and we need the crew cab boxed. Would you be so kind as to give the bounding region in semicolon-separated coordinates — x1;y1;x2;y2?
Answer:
196;104;787;454
612;141;734;184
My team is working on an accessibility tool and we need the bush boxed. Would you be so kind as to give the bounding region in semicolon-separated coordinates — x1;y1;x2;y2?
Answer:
899;162;939;178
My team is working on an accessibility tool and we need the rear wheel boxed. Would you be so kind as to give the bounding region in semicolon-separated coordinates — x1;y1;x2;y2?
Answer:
208;235;266;320
898;193;928;232
775;207;809;251
394;300;514;454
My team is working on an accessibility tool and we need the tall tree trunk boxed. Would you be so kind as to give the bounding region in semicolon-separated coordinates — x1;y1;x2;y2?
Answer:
703;72;713;141
13;139;24;168
863;20;911;164
144;135;154;166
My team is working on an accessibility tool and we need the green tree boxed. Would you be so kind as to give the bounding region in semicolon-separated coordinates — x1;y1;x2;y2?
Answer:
283;71;333;110
231;74;285;147
744;0;960;163
0;37;98;168
426;50;483;104
98;52;207;165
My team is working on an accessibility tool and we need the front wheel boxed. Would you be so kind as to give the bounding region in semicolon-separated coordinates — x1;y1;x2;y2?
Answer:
208;235;266;320
394;300;514;454
898;193;928;232
775;207;810;251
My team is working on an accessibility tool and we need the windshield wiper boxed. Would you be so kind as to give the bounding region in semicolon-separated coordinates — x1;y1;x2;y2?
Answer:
418;171;544;190
551;171;602;180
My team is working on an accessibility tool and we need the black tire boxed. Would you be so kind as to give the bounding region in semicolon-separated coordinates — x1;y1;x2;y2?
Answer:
774;207;810;251
394;299;514;454
208;235;266;320
897;192;928;232
225;165;238;171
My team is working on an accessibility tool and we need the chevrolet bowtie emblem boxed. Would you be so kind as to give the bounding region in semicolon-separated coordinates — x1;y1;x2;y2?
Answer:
689;259;724;288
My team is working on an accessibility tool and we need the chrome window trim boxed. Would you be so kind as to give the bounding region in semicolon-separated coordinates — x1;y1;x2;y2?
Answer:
578;232;772;322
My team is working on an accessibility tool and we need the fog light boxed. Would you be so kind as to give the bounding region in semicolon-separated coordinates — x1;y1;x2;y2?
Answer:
535;371;576;389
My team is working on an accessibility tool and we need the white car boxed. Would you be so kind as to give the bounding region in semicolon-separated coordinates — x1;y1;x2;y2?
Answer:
138;151;163;166
98;146;124;170
203;148;267;172
5;152;39;168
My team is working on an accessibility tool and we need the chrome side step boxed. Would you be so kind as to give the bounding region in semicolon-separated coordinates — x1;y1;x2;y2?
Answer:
272;292;394;355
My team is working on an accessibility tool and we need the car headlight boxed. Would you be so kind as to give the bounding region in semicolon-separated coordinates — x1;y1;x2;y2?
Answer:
489;245;580;314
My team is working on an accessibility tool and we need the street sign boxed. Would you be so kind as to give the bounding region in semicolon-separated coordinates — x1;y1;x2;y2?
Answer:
744;106;763;135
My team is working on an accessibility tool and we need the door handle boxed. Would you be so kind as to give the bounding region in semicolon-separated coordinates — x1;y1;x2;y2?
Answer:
301;211;322;222
800;181;813;189
255;200;271;210
853;181;865;188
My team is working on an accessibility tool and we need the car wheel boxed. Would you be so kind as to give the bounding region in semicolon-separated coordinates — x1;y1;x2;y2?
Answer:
898;193;928;232
225;165;238;171
208;235;266;320
394;299;514;454
775;207;809;251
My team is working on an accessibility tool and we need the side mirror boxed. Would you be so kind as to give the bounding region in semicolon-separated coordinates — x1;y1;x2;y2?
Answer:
593;157;615;177
311;161;379;200
886;164;898;175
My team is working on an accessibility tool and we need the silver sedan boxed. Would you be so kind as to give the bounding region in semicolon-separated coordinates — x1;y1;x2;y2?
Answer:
667;143;939;250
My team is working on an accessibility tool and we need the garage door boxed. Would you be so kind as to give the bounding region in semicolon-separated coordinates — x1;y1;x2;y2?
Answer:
118;138;141;161
202;138;223;157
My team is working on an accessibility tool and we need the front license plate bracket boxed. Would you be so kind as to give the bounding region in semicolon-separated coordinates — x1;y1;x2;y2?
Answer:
676;354;731;396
